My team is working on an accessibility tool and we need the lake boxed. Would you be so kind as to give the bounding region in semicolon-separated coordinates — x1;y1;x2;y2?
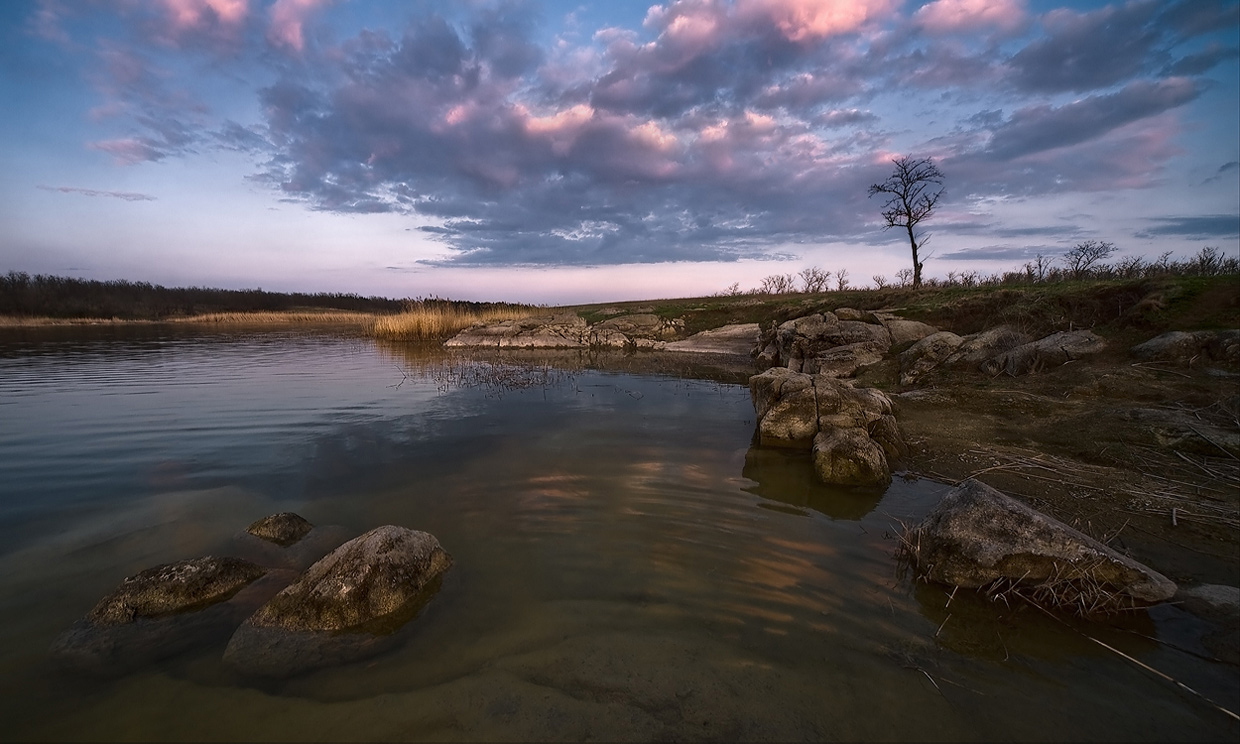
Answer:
0;327;1235;741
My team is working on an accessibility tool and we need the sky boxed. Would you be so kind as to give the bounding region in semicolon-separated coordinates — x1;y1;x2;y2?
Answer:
1;0;1237;304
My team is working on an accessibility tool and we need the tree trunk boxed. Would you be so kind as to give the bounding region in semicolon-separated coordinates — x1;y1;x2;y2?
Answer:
906;224;921;288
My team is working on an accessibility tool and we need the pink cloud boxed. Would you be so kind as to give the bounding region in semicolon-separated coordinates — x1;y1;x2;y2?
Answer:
737;0;899;42
268;0;332;53
88;138;165;164
914;0;1028;35
158;0;248;31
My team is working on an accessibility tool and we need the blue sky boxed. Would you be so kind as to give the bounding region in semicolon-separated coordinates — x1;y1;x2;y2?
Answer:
2;0;1237;304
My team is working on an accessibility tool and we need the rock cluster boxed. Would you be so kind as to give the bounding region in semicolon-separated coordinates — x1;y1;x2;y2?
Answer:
445;313;684;350
905;479;1176;611
755;309;938;377
51;515;451;678
750;368;904;487
899;327;1112;384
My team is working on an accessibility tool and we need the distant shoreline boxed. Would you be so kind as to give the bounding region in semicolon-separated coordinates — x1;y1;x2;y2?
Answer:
0;310;379;329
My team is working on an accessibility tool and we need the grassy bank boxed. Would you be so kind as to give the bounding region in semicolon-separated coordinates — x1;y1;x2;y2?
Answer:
566;275;1240;341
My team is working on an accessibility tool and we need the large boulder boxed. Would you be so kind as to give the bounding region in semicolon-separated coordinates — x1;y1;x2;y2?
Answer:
224;526;451;676
906;480;1176;610
899;332;964;386
749;369;902;487
445;314;588;349
882;318;940;346
983;330;1107;376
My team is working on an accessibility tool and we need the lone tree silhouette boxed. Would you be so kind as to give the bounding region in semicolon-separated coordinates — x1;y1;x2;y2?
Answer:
868;156;944;288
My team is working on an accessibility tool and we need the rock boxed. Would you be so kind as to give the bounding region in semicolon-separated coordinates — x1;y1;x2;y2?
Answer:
228;524;358;572
1121;408;1240;458
246;512;313;547
947;326;1031;367
813;428;891;488
882;318;939;346
1132;329;1240;365
867;414;909;462
908;480;1177;608
444;314;588;349
983;330;1107;376
834;307;879;323
50;557;281;675
804;342;885;378
1175;584;1240;664
663;323;760;355
899;332;964;385
87;556;266;626
591;314;679;342
224;526;451;677
749;369;901;486
1177;584;1240;618
242;526;450;632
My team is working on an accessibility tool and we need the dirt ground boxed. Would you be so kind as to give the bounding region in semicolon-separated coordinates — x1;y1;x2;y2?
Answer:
851;348;1240;588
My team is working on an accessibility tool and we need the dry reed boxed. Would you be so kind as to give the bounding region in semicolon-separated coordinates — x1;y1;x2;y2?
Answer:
369;303;536;341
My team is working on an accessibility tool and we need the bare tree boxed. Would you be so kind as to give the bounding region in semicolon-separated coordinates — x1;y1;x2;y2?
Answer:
835;268;850;291
1062;240;1116;279
759;273;797;294
799;266;831;293
869;156;944;288
871;274;889;289
894;268;914;287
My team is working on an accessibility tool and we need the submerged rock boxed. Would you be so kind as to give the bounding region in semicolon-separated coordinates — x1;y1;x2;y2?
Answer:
224;526;452;677
246;512;314;547
50;557;280;674
906;480;1176;610
86;556;266;625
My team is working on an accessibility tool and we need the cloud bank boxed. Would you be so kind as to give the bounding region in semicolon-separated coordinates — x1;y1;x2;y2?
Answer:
31;0;1240;266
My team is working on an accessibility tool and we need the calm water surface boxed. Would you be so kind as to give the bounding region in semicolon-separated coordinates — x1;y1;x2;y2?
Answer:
0;328;1235;741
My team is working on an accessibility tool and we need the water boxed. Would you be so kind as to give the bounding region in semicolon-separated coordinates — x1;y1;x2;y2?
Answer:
0;327;1235;741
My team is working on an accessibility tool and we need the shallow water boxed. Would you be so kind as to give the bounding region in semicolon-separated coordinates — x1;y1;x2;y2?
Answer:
0;328;1235;741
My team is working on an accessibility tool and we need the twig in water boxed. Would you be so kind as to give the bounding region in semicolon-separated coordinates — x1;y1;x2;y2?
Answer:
1029;603;1240;723
935;613;952;638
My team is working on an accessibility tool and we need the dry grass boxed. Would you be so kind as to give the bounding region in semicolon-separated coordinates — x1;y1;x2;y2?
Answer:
169;310;375;327
369;304;537;341
893;520;1145;616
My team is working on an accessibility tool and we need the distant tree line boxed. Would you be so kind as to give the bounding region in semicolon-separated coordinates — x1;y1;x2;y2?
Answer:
731;245;1238;296
0;272;415;319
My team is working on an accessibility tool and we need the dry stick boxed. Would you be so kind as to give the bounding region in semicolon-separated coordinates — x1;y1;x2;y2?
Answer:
1030;604;1240;723
935;613;953;638
1174;450;1225;480
1187;425;1240;461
